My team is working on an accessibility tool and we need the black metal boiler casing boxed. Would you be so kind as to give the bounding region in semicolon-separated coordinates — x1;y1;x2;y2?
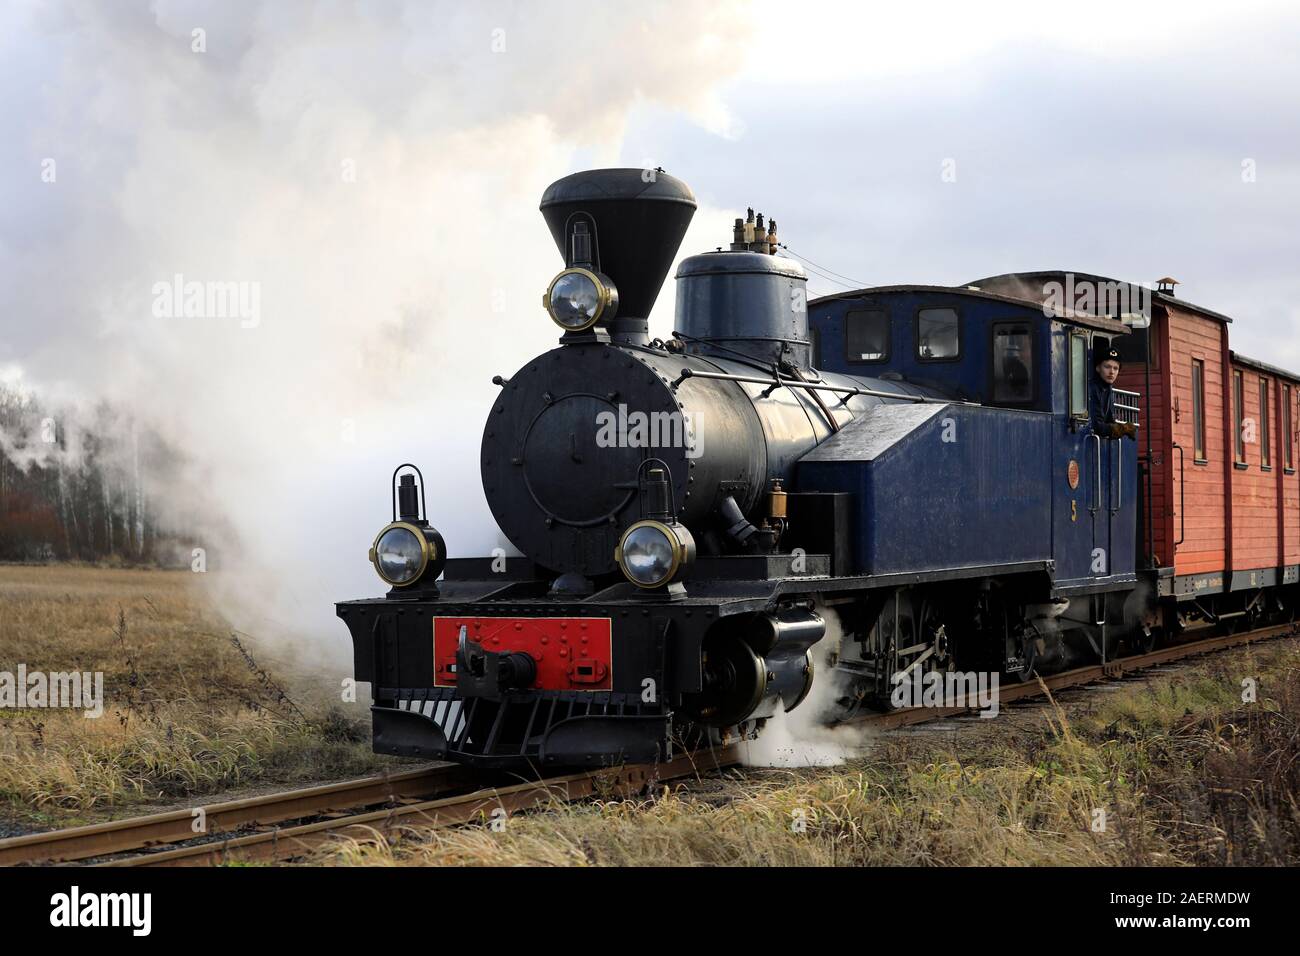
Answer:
480;342;887;576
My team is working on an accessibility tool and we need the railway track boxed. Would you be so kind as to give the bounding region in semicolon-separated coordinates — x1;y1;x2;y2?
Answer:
105;747;741;867
852;621;1298;730
0;763;486;866
0;747;743;867
1;621;1293;867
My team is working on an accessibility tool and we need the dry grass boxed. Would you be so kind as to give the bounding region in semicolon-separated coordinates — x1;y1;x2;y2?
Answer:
315;641;1300;867
0;564;387;829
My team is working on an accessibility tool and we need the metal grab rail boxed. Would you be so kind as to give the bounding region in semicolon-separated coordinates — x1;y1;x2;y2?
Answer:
1113;387;1141;426
1111;439;1122;515
1089;433;1102;516
668;367;964;404
1172;443;1186;546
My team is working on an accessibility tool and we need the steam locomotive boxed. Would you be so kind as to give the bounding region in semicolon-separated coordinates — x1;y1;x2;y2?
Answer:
336;168;1297;769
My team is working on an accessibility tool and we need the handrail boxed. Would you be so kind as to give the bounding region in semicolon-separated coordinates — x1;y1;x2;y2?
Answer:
1172;443;1186;546
1113;387;1141;426
670;367;968;405
1112;440;1122;515
1089;433;1102;516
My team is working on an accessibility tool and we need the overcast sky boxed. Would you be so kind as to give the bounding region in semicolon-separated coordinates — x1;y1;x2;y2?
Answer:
2;0;1297;656
618;0;1300;364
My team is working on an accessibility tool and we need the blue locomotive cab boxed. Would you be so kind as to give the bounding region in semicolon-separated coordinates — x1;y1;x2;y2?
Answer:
805;286;1141;596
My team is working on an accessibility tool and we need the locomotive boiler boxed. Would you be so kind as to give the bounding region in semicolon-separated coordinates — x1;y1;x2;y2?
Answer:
483;169;935;588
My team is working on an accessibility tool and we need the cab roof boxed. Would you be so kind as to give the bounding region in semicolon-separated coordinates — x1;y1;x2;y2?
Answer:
968;271;1235;325
809;283;1131;336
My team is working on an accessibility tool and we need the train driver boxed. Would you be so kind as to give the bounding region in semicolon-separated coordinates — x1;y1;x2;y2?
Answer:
1091;346;1137;440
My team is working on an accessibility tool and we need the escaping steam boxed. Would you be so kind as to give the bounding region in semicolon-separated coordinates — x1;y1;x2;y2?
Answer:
741;606;873;767
1;1;753;669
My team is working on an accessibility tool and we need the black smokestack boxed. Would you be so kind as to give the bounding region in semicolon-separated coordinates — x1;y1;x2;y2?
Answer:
540;168;696;345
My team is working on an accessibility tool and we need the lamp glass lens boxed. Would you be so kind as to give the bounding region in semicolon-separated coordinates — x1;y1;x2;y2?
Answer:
548;272;600;328
621;525;676;586
376;526;424;583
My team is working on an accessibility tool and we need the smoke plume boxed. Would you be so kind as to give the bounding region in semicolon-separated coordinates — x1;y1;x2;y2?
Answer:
1;1;753;669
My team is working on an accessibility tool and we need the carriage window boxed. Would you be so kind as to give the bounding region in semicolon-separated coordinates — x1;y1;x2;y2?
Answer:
1260;378;1272;468
1192;359;1206;461
992;322;1032;402
916;308;959;360
1285;385;1294;470
1069;333;1088;418
1234;370;1246;465
1113;327;1157;369
845;310;889;363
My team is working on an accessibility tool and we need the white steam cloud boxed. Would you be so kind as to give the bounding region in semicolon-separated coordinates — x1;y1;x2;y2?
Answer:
1;1;753;668
741;606;872;767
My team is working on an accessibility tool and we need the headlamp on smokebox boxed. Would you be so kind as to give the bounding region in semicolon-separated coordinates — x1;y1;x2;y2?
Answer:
542;218;618;332
369;464;446;591
613;461;694;592
543;267;618;332
616;520;694;588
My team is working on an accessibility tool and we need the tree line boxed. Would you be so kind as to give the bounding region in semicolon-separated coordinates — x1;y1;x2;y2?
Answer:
0;384;184;564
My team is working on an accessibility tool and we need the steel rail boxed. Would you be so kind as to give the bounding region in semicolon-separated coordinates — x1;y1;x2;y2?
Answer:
0;763;482;866
104;746;742;867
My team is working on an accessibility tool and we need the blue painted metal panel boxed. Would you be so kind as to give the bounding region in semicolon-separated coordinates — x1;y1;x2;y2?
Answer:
798;404;1053;575
1049;420;1139;586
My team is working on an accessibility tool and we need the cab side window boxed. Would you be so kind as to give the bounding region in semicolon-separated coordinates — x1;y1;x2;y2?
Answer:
845;310;889;363
992;322;1033;402
916;308;960;361
1069;333;1089;419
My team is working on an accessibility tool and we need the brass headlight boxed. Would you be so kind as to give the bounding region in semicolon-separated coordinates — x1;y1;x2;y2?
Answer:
370;521;434;587
614;519;695;589
543;268;618;331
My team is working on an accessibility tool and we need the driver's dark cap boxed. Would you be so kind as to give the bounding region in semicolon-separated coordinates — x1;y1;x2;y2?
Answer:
1095;347;1121;367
